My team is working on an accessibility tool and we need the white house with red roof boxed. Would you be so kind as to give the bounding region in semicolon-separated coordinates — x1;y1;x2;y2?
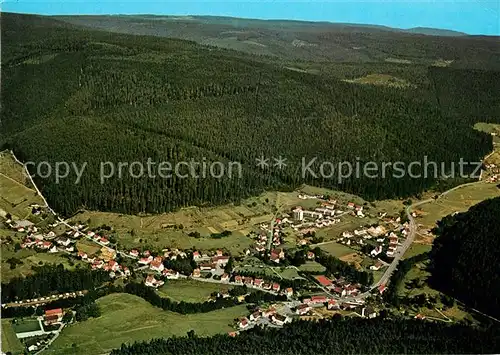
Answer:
138;255;154;265
145;275;164;288
129;249;140;258
192;251;201;260
150;256;165;272
192;268;201;278
162;269;179;279
296;304;311;315
221;273;230;282
238;318;249;329
272;283;280;292
328;299;339;310
253;278;263;288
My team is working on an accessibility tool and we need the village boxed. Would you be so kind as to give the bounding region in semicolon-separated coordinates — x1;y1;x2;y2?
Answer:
2;190;413;346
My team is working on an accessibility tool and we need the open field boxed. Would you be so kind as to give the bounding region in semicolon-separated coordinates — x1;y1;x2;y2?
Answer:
157;279;232;303
1;237;85;281
11;318;41;333
45;293;248;355
69;185;374;254
402;242;432;259
343;74;414;89
1;319;24;354
0;151;45;219
76;240;101;256
416;182;500;229
318;242;357;258
0;174;44;219
298;261;326;273
0;151;31;187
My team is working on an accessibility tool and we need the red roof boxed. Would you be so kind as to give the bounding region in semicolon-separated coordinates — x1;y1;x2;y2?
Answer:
45;308;63;316
311;295;327;302
315;275;333;287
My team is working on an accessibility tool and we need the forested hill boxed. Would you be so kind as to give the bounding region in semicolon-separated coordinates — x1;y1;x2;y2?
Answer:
429;197;500;319
57;15;497;66
1;13;500;216
111;318;500;354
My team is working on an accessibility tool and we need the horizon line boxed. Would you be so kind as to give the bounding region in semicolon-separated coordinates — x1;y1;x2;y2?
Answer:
4;10;490;37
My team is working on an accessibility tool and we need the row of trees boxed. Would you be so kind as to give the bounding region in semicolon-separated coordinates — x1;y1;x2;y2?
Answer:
1;264;110;303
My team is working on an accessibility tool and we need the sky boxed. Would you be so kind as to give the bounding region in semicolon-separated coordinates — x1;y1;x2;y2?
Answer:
1;1;499;35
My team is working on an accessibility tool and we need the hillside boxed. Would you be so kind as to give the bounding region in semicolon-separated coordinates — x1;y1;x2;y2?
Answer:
1;13;500;216
429;197;500;319
57;15;500;66
110;317;500;354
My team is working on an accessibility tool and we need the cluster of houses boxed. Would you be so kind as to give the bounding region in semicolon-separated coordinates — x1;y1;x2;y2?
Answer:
238;306;292;330
314;275;364;298
336;218;407;259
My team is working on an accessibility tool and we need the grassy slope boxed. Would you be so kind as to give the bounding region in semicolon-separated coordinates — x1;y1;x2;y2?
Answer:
1;319;24;354
157;279;233;303
45;293;248;355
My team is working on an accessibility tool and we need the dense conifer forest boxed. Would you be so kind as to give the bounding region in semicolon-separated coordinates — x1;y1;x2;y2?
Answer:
1;13;499;216
110;318;500;354
429;197;500;319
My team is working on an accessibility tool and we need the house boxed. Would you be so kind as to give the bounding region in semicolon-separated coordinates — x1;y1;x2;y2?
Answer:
347;202;355;209
285;287;293;297
235;275;243;284
123;267;131;276
87;231;95;237
250;311;261;321
216;249;223;257
56;237;72;246
193;251;201;260
272;283;281;292
255;244;266;252
370;246;382;257
243;277;254;285
270;253;281;263
370;261;384;271
106;260;120;272
228;331;238;337
221;273;230;282
143;250;151;257
65;246;74;252
253;278;263;288
192;268;201;278
415;313;426;320
378;284;387;294
40;241;52;250
129;249;140;258
362;307;377;319
139;256;154;265
145;275;164;288
328;299;339;310
100;246;116;261
212;255;230;266
162;269;179;279
77;251;88;260
263;283;272;290
271;314;290;326
262;307;276;317
307;251;315;259
49;245;58;253
296;304;311;315
238;318;249;329
150;257;165;272
310;295;328;304
99;237;110;245
44;308;63;325
293;207;304;221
